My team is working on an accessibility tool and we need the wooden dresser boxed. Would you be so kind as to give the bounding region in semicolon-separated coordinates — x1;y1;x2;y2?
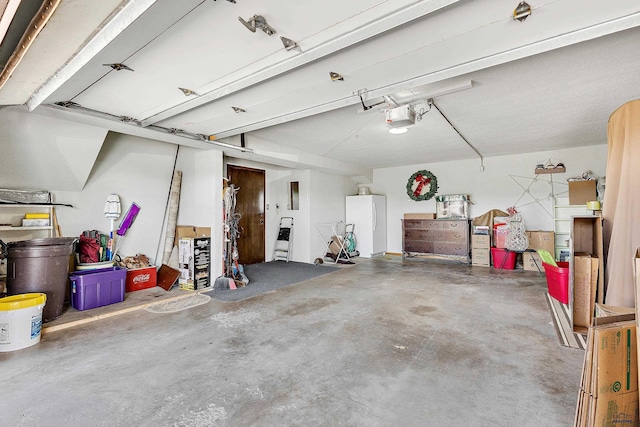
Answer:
402;219;471;263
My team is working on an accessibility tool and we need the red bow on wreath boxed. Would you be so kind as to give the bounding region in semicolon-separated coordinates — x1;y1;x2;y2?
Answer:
413;174;432;197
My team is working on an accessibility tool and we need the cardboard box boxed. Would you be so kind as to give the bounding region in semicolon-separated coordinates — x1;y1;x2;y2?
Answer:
593;390;639;426
569;180;597;205
472;248;490;266
577;316;639;427
125;266;157;292
178;236;211;290
592;321;637;398
525;231;555;254
522;252;543;271
471;234;490;249
176;226;211;244
403;213;436;220
573;254;599;331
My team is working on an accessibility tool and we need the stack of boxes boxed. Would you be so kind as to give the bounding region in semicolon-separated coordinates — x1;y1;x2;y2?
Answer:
177;226;211;290
471;230;491;267
22;212;50;227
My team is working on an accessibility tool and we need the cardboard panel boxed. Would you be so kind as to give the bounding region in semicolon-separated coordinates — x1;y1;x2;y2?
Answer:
526;231;555;254
403;213;436;220
176;225;211;241
573;255;598;330
569;180;597;205
579;318;639;427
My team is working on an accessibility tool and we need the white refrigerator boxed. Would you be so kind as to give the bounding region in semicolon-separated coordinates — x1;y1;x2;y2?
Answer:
345;195;386;258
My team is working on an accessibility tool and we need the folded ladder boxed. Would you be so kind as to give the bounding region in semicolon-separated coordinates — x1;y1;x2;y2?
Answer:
273;217;294;262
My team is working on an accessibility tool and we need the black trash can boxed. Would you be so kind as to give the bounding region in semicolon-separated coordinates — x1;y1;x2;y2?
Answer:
6;237;76;322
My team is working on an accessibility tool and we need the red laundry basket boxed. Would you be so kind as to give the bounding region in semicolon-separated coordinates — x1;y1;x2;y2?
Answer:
542;261;569;304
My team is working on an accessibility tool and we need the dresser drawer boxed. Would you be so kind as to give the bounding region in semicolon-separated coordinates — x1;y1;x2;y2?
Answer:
404;229;433;241
404;240;434;253
403;219;425;229
422;220;444;229
442;220;466;230
433;242;469;256
433;230;467;243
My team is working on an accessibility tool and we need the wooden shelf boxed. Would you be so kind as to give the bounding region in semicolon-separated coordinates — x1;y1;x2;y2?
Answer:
0;226;53;231
535;167;566;174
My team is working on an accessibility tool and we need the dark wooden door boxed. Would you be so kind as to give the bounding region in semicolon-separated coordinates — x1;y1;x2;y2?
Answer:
227;165;265;265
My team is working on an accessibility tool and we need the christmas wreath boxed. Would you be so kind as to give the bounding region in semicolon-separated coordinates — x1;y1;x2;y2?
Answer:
406;170;438;201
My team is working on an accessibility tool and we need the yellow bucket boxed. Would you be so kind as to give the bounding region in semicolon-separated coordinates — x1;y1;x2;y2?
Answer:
0;293;47;352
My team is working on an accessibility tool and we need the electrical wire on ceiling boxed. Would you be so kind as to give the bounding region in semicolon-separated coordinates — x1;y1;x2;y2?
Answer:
429;99;485;171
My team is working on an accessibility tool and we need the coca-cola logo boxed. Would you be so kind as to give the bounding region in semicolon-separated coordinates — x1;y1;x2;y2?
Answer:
133;274;150;284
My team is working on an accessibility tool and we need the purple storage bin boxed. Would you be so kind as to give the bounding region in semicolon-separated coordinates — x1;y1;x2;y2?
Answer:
70;267;126;311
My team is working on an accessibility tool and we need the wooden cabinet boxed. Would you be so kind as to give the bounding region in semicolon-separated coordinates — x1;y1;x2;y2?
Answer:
402;219;470;263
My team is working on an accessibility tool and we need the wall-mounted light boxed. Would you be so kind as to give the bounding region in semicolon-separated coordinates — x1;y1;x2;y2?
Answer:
513;1;531;22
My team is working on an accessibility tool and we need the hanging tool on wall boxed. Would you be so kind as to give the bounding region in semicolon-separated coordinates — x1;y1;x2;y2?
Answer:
111;202;141;261
104;194;121;260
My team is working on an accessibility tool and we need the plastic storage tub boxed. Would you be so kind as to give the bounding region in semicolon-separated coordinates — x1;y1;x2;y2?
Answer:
70;267;126;311
0;293;47;352
542;261;569;304
6;237;76;322
490;247;516;270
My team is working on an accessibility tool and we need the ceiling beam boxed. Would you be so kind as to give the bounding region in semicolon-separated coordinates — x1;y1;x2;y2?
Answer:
140;0;461;127
25;0;158;111
209;10;640;139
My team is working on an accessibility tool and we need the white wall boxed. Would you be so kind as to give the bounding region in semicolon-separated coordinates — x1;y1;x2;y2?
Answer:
266;168;311;263
173;146;224;278
224;158;311;263
223;158;358;264
53;132;178;264
0;106;107;191
309;170;359;262
373;145;608;253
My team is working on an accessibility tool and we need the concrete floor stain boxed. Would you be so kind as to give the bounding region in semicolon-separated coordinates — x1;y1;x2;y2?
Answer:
409;305;437;316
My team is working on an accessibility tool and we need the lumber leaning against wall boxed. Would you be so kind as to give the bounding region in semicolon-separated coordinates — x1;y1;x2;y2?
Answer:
602;100;640;307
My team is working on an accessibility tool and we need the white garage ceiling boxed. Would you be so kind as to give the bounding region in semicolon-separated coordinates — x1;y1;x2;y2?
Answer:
1;0;639;176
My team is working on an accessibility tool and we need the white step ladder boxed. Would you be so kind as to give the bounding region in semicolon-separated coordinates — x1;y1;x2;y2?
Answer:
273;217;293;262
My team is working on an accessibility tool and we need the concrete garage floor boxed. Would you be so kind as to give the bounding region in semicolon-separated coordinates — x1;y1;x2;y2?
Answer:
0;257;583;426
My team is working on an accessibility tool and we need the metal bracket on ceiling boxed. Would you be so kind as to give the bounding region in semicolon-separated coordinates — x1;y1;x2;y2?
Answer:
239;14;276;36
356;89;397;112
280;37;301;52
104;63;134;71
55;101;81;108
178;87;198;96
